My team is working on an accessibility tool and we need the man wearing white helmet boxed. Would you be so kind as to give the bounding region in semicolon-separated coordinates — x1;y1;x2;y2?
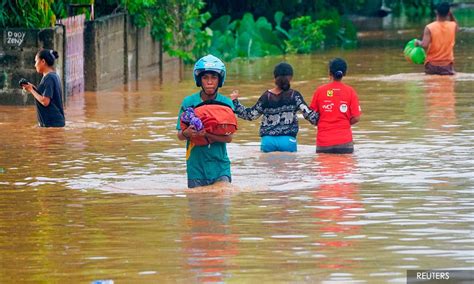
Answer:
176;55;235;188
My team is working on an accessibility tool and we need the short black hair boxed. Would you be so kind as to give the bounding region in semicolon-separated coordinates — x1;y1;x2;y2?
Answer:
436;2;450;17
329;58;347;80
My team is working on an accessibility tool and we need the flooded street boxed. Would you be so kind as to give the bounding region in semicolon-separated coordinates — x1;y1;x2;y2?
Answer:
0;30;473;282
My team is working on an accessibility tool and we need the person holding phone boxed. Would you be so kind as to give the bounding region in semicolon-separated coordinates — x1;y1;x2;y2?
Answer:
21;49;65;127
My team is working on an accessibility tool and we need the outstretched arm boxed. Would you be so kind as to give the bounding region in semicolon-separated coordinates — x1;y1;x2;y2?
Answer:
233;98;264;121
295;93;319;125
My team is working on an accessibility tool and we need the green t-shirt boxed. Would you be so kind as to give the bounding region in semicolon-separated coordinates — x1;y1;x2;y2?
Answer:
176;92;235;181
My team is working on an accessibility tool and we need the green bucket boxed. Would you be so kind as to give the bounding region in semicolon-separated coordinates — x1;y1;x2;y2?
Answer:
404;39;426;65
403;39;416;57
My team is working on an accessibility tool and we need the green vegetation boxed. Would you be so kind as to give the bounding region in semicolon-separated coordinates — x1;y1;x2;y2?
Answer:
123;0;211;63
0;0;210;63
0;0;356;62
0;0;98;28
203;0;366;23
386;0;433;18
2;0;470;63
284;16;332;54
0;0;59;28
453;8;474;27
208;13;285;60
207;10;357;61
204;0;359;60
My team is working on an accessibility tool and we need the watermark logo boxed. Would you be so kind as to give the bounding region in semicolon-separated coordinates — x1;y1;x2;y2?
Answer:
407;270;474;283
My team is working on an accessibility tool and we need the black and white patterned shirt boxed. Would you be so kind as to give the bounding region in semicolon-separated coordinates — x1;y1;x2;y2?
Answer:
233;89;319;137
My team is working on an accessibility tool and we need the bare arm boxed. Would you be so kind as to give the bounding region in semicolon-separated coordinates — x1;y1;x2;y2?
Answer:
177;126;201;141
416;26;431;49
350;116;360;125
449;11;459;32
177;127;232;143
177;130;189;141
24;83;51;107
205;132;232;143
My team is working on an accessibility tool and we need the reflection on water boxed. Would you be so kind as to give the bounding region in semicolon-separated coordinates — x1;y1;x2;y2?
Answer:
312;154;362;272
423;76;457;132
183;193;239;283
1;34;474;282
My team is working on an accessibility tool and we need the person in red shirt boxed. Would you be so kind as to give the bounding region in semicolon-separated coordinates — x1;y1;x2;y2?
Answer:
310;58;361;154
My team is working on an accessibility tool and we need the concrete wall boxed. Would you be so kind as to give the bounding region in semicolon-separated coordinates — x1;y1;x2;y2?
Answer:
85;13;180;91
0;13;181;104
136;25;161;78
84;13;125;91
0;27;65;105
125;19;162;82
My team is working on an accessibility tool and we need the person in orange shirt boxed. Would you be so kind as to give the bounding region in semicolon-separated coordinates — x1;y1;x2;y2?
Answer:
415;2;458;75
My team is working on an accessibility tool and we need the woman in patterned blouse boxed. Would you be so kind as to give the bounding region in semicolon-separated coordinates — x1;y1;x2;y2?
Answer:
231;62;319;152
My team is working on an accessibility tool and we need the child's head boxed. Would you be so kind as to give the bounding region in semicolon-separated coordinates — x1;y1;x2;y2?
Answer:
329;58;347;81
273;62;293;91
193;54;226;90
35;49;59;73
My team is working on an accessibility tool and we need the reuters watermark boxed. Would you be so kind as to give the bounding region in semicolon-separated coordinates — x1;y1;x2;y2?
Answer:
407;270;474;283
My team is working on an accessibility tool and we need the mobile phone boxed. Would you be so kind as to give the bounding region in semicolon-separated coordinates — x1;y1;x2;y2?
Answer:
19;78;29;87
19;78;39;93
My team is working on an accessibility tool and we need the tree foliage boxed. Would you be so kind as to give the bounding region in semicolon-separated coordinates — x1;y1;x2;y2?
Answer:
0;0;99;28
0;0;448;63
284;16;332;54
121;0;211;62
208;13;285;60
207;10;357;61
0;0;58;28
203;0;367;24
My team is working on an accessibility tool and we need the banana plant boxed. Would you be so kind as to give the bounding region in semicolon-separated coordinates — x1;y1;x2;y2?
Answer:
208;12;286;60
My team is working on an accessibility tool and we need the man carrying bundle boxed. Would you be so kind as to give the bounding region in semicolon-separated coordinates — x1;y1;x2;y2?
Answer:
176;55;236;188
